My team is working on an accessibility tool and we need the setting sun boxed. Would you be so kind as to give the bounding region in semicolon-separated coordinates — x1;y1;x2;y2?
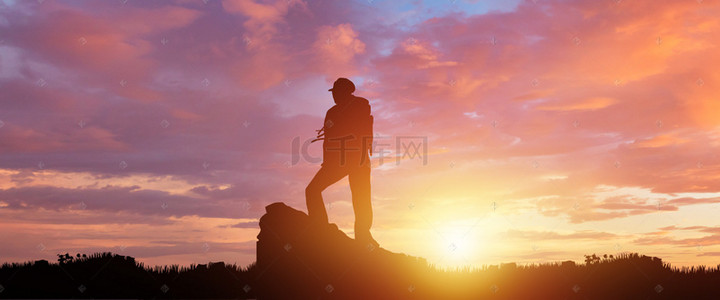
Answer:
433;221;483;268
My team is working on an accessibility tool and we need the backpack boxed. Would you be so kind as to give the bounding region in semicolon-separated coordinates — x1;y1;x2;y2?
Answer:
312;103;374;156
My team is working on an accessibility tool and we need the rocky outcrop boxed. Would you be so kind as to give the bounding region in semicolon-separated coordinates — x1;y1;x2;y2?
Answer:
255;202;428;299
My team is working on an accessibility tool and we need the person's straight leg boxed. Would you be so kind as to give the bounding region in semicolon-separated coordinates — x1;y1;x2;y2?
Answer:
305;166;348;224
348;163;373;241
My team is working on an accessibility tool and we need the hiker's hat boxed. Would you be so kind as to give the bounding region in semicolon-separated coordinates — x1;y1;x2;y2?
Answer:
328;77;355;93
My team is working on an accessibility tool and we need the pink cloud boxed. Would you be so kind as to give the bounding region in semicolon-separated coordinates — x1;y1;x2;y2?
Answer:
221;0;309;45
2;2;202;90
0;122;129;153
312;23;366;74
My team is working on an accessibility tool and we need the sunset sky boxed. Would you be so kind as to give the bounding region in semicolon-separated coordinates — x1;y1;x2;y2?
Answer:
1;0;720;269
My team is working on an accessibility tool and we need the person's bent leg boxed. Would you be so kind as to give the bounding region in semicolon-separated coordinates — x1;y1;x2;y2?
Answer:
305;166;348;225
349;163;376;246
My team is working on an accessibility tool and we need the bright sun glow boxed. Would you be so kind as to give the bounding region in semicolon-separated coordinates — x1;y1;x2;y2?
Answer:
433;221;483;269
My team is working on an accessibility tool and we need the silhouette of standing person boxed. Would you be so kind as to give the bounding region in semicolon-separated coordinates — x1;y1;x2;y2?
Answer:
306;77;379;248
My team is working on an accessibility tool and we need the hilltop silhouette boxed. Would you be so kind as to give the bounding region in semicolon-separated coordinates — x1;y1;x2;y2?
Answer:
254;202;720;299
2;202;720;298
255;202;427;299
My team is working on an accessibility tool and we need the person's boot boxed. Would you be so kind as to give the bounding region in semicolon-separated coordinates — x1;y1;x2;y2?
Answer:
355;231;380;251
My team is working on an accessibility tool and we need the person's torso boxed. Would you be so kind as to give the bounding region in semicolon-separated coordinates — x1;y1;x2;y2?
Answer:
322;96;371;167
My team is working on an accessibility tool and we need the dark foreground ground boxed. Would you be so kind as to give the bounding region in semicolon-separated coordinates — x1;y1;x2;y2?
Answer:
2;202;720;299
2;251;720;299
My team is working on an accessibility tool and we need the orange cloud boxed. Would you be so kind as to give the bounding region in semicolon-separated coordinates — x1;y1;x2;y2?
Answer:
629;131;690;149
536;97;616;111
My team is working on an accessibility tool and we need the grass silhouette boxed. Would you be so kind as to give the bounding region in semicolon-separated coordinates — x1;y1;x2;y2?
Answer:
6;201;717;299
417;252;720;299
0;252;256;298
2;251;720;299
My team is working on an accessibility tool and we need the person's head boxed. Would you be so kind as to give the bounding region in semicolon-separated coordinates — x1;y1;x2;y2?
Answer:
328;77;355;104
